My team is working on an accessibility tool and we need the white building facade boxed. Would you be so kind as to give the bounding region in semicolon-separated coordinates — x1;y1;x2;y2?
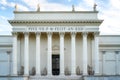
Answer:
0;8;120;80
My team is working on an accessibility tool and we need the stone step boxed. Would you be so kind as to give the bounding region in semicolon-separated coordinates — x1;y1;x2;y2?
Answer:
29;75;82;80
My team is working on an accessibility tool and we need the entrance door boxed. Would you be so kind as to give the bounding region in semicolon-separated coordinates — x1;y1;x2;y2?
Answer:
52;55;60;75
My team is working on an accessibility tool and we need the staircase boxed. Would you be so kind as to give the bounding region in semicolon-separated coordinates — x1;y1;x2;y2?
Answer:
29;75;82;80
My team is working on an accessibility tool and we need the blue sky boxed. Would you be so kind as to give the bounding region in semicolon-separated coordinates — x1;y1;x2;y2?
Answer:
0;0;120;35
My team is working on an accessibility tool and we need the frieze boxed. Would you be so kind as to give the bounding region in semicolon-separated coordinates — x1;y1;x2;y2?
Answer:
13;26;99;32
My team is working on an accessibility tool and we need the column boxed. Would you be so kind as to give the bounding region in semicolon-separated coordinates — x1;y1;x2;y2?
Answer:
47;32;52;76
71;32;76;75
94;32;99;75
36;32;41;75
12;32;17;75
102;51;106;75
7;51;11;75
115;51;119;75
82;32;88;75
92;38;95;72
24;32;29;75
60;32;65;75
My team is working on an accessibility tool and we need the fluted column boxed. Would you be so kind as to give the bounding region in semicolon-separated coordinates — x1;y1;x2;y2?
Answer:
47;32;52;76
60;32;65;75
82;32;88;75
94;32;99;75
24;32;29;75
36;32;41;75
71;32;76;75
12;32;17;75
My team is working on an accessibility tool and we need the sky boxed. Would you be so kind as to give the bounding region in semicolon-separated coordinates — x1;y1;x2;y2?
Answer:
0;0;120;35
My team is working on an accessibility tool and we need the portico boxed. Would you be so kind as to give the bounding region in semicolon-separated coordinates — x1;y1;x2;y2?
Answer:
9;10;103;76
12;31;100;76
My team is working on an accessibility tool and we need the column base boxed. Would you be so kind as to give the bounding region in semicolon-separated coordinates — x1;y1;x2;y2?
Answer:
47;74;52;77
35;74;41;76
24;74;29;76
94;73;100;75
11;74;18;76
71;73;77;76
60;73;65;76
83;73;88;76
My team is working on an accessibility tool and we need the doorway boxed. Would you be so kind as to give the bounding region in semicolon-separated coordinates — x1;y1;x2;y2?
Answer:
52;55;60;75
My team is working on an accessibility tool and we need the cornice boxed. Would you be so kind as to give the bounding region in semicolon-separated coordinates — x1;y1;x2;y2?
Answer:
14;11;99;14
9;20;103;24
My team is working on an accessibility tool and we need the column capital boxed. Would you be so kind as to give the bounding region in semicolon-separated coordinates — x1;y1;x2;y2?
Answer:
94;32;99;37
71;32;76;37
82;32;88;37
59;32;65;37
36;32;41;36
24;32;29;36
12;32;18;36
47;32;52;36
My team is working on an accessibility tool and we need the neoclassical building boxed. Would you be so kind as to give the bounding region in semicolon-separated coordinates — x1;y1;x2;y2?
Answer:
0;6;120;80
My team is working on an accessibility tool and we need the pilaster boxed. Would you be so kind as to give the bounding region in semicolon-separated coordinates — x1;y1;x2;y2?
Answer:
94;32;99;75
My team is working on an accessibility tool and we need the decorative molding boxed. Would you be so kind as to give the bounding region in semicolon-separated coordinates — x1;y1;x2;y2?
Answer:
13;10;99;13
9;20;103;24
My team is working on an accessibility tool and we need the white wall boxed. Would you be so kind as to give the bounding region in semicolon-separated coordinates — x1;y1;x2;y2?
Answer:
100;51;120;75
0;50;12;75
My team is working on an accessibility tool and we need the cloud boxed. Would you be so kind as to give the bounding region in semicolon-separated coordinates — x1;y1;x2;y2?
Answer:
17;4;29;11
41;3;71;11
93;0;120;35
0;0;15;7
0;0;7;5
0;0;120;35
68;0;72;2
110;0;120;10
0;0;29;11
83;0;94;6
0;6;6;10
0;16;12;34
21;0;46;9
21;0;71;11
